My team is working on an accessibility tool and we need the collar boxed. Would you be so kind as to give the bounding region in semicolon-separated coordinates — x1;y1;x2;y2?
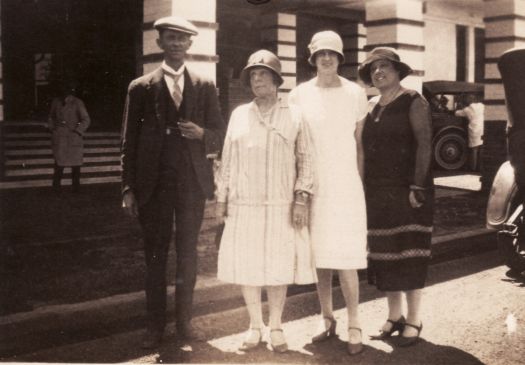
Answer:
161;61;185;77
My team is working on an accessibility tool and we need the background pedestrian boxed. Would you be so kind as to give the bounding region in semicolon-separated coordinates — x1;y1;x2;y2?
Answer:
47;79;90;192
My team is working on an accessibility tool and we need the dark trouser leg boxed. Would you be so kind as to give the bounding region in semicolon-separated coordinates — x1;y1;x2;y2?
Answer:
173;178;206;327
52;165;63;190
71;166;81;191
138;188;176;332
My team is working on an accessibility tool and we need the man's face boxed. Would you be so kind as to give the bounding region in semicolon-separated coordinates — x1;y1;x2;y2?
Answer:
156;29;192;64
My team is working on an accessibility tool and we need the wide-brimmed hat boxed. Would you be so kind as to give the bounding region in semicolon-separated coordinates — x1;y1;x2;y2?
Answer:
240;49;283;88
308;30;345;66
154;15;198;36
358;47;412;85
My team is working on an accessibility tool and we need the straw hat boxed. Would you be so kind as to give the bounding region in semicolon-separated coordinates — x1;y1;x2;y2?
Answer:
358;47;412;85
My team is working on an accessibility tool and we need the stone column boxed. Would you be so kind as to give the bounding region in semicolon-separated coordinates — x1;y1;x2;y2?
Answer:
364;0;425;92
482;0;525;189
340;22;367;81
141;0;219;81
260;12;297;100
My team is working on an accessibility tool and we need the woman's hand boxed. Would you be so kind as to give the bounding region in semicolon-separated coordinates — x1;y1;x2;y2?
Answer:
216;202;227;223
292;202;309;229
409;190;425;208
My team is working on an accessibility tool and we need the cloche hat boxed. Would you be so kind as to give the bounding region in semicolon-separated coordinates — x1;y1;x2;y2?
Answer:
308;31;345;66
240;49;284;88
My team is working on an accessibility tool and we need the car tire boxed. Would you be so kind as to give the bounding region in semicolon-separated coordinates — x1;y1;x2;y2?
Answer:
433;132;468;170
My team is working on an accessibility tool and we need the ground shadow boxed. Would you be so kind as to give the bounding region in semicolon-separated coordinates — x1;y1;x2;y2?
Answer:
302;336;484;365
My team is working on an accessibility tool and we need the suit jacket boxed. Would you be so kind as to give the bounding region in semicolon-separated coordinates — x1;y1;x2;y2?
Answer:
121;66;225;205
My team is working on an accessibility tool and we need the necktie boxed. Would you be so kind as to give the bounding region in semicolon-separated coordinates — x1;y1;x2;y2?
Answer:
171;74;183;108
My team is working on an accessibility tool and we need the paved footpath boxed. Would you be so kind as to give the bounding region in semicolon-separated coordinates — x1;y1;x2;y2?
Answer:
5;250;524;365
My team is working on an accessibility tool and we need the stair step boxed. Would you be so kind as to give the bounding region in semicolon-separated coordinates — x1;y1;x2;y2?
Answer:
6;165;122;177
1;123;123;189
5;139;120;147
5;156;121;166
5;147;120;156
0;176;121;189
4;132;121;138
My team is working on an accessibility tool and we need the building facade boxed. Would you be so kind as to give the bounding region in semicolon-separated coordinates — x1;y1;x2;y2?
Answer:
1;0;524;189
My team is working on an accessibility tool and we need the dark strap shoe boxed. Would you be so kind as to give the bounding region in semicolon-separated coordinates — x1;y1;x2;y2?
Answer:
398;322;423;347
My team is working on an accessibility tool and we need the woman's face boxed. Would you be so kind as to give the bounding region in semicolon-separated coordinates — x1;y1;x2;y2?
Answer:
250;67;277;98
370;59;400;90
315;50;339;76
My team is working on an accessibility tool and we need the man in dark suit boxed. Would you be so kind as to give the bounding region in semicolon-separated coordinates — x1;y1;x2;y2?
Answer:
121;15;225;348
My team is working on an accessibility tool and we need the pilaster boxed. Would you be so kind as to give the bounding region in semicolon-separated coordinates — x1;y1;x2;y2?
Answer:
364;0;425;92
141;0;219;82
260;12;297;99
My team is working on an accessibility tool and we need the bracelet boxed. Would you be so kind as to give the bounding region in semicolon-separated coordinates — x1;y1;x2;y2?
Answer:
294;200;307;206
409;184;427;191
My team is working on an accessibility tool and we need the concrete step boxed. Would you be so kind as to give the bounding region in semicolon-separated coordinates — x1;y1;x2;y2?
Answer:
5;139;120;147
0;176;121;189
4;132;121;138
2;127;122;189
6;156;121;166
5;165;121;177
5;147;120;156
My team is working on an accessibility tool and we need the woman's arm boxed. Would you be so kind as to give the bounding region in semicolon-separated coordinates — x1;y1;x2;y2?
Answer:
294;113;315;195
409;96;433;187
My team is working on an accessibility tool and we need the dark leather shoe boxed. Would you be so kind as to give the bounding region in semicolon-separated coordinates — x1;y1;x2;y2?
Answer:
141;328;163;349
370;316;406;340
177;322;206;342
398;322;423;347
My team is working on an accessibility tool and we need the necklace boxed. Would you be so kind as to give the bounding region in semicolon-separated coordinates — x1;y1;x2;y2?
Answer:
374;86;403;122
379;86;402;106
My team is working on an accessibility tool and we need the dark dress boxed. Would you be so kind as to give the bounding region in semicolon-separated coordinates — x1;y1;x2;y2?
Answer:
363;91;434;291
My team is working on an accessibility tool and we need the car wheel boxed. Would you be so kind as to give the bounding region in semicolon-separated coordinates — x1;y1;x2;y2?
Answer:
433;132;468;170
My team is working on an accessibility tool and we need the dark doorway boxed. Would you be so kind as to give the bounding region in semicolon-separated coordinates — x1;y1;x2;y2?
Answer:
2;0;143;130
456;24;467;82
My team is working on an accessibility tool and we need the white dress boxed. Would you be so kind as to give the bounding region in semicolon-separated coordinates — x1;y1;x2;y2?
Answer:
288;77;368;270
215;99;317;286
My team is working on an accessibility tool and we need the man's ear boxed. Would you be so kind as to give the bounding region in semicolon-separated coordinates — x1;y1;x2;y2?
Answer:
156;37;163;50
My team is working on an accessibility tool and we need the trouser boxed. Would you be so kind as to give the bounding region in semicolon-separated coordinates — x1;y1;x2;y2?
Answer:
53;165;80;190
138;174;206;332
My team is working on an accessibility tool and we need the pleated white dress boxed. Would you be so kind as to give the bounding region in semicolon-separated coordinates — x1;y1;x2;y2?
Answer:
216;99;317;286
288;77;368;270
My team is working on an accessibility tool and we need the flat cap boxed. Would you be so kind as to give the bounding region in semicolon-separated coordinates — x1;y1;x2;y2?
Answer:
153;16;198;36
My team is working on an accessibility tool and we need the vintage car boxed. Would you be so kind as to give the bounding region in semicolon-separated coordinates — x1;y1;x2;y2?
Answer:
422;80;484;170
486;47;525;274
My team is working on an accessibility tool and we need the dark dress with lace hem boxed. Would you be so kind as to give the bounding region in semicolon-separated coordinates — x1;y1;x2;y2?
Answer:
363;91;434;291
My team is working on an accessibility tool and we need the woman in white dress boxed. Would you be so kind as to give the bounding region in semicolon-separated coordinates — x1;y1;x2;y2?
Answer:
288;31;369;355
215;50;317;353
